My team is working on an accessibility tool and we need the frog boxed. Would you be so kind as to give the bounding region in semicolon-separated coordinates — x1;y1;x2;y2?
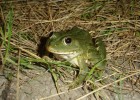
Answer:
46;26;106;89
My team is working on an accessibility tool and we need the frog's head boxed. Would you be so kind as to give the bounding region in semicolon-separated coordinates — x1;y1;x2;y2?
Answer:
46;27;91;56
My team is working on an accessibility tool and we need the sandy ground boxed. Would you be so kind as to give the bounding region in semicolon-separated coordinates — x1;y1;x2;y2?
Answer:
0;64;140;100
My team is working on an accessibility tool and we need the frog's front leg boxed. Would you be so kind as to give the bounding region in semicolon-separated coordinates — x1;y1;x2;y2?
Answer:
69;59;89;89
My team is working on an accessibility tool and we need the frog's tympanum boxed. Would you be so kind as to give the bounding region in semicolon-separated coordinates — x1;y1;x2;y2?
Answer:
46;26;106;88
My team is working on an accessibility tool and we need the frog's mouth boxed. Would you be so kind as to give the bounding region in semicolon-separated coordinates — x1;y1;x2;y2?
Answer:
47;46;82;66
47;46;80;55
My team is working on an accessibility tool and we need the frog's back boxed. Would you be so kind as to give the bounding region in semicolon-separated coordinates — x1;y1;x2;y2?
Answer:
70;27;106;67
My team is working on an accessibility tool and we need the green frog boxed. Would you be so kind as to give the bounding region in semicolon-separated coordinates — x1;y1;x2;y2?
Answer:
46;26;106;88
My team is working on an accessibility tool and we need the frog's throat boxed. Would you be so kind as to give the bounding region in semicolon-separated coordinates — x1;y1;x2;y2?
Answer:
58;52;82;66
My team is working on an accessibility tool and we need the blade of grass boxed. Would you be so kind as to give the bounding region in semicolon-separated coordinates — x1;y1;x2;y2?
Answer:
3;8;13;64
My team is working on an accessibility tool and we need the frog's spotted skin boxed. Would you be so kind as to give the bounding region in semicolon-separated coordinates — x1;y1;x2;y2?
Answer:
46;26;106;88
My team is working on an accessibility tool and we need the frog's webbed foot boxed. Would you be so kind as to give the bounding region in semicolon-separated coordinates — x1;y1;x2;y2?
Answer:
68;74;86;89
68;64;89;89
67;57;90;89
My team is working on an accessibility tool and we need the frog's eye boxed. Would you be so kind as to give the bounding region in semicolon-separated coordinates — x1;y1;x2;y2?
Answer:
63;37;72;45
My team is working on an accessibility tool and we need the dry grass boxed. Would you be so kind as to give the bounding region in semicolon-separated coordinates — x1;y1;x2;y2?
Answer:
0;0;140;100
